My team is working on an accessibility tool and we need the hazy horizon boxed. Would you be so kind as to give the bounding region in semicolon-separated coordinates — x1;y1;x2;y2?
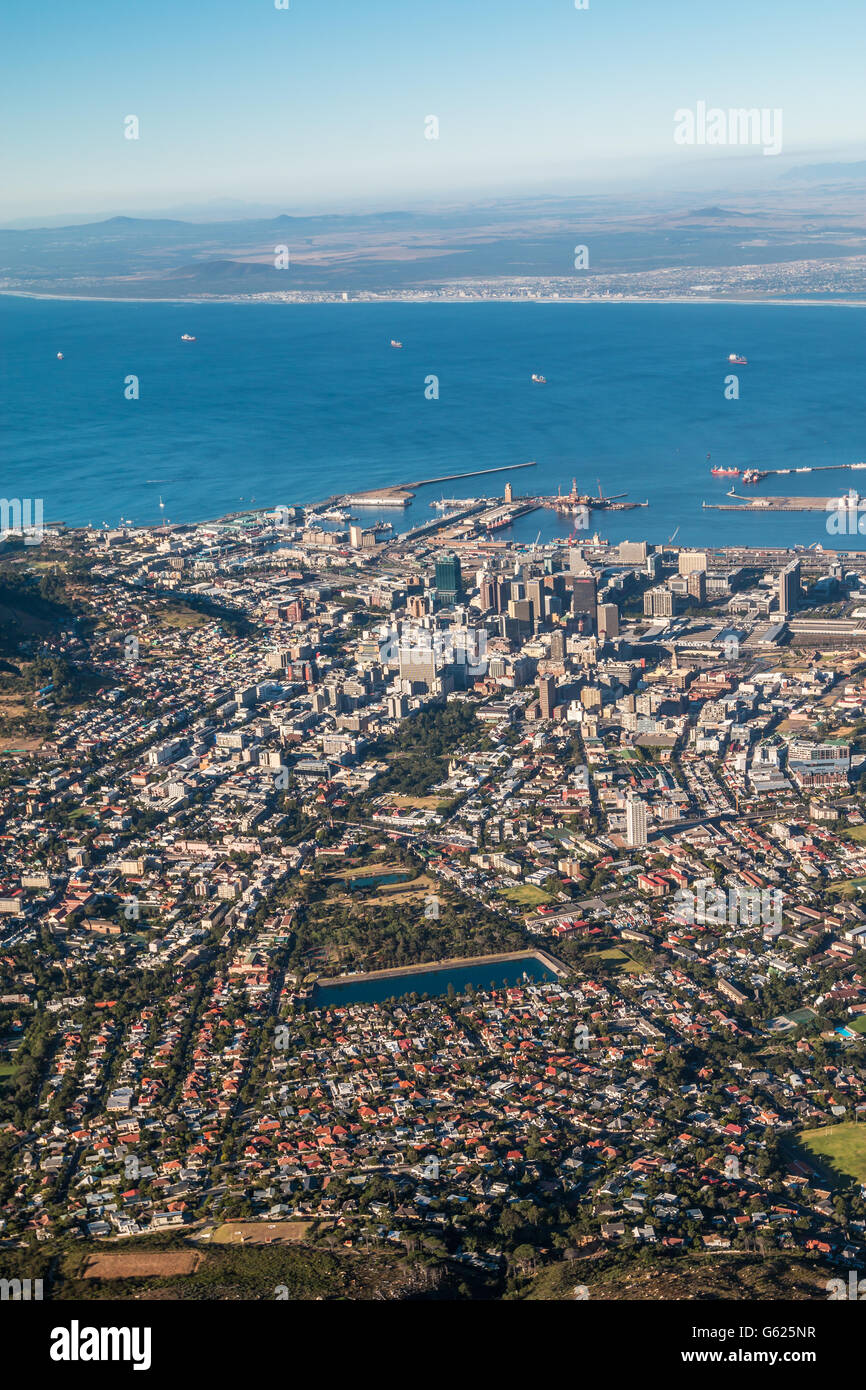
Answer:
3;0;866;224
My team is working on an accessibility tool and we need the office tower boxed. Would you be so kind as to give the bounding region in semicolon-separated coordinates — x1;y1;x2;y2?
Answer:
539;674;557;719
644;587;675;617
687;570;707;604
549;629;566;661
507;598;533;627
597;602;619;638
619;540;648;563
569;573;597;616
435;553;462;605
626;795;648;848
779;559;801;617
527;578;545;625
678;551;708;576
408;594;428;619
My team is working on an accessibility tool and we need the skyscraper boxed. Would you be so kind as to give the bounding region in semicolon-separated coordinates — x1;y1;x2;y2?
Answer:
435;553;462;605
687;570;707;604
527;578;545;626
539;674;558;719
597;602;619;638
678;551;707;576
625;795;648;847
779;559;801;617
549;629;566;661
569;573;597;616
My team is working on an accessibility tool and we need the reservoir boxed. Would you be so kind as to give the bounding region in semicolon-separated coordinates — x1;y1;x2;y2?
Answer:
312;951;560;1007
344;871;412;890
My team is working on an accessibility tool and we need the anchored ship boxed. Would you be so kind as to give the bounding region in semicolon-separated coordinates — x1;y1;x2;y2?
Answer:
728;353;747;365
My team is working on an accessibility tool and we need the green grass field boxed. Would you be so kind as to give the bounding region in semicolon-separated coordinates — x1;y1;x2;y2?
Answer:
585;947;645;975
796;1122;866;1184
499;885;552;907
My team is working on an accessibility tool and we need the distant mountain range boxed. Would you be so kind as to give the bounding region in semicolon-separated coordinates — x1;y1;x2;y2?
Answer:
1;187;864;298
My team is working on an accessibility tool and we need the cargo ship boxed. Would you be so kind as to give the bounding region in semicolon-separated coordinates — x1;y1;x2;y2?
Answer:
710;467;740;477
727;353;747;365
390;340;403;349
531;374;547;384
181;334;196;342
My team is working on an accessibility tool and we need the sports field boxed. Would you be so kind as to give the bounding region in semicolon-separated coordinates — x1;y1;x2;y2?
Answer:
796;1122;866;1183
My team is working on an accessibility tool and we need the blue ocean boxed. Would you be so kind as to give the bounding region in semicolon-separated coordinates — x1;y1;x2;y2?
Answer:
3;295;866;549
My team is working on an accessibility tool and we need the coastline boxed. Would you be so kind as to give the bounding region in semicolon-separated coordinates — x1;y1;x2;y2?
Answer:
3;289;866;309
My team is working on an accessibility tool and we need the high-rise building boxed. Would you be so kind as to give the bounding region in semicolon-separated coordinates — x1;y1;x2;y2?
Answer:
527;579;545;625
538;674;558;719
569;573;597;616
408;594;428;619
508;598;533;627
643;587;676;617
619;540;648;563
779;559;801;617
435;553;462;605
687;570;707;604
678;551;708;576
549;629;566;661
625;795;648;847
597;602;619;638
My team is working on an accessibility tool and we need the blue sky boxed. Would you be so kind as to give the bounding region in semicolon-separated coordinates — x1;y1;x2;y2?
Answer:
2;0;865;219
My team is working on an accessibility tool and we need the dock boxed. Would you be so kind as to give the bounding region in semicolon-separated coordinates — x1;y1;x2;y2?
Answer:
343;461;538;508
703;495;840;512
